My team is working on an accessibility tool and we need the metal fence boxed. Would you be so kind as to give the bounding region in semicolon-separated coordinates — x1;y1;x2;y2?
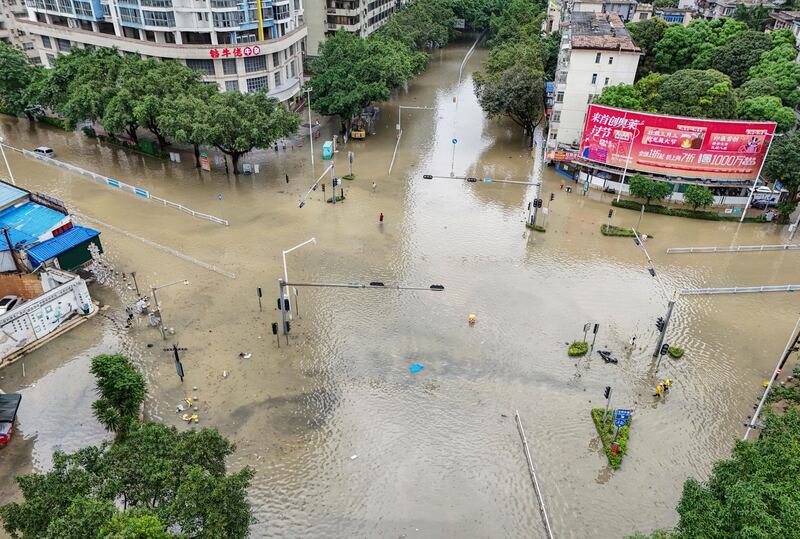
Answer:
681;285;800;295
667;244;800;254
2;143;228;226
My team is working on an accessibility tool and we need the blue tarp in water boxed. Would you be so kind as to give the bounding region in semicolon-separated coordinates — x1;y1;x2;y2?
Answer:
409;363;424;373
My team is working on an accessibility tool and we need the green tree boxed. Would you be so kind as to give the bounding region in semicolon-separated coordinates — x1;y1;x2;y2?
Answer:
674;409;800;537
748;44;800;108
475;66;545;140
737;96;796;132
652;0;677;6
102;88;140;144
769;28;796;49
736;77;779;101
376;0;456;50
90;354;146;437
592;84;644;110
203;90;298;173
654;18;746;73
487;0;545;46
309;30;422;129
626;17;669;78
628;174;673;204
711;30;772;87
654;69;737;119
0;423;254;538
634;72;667;111
683;185;714;209
158;94;211;168
732;3;771;31
99;512;171;538
764;132;800;208
0;43;43;119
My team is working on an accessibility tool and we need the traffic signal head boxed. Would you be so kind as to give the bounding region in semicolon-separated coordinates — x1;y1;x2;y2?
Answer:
423;174;433;179
285;321;291;333
648;268;656;277
604;386;611;399
550;193;555;201
660;343;670;356
277;298;282;310
283;298;290;311
271;322;278;335
608;209;613;218
466;177;478;182
656;317;665;331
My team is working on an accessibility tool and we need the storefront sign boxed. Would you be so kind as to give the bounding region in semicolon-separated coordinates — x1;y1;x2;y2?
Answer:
546;151;578;162
200;150;211;171
580;105;776;180
209;45;261;58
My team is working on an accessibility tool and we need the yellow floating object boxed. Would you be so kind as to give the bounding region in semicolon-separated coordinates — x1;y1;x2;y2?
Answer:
468;314;477;324
763;380;770;388
185;397;193;405
181;414;192;421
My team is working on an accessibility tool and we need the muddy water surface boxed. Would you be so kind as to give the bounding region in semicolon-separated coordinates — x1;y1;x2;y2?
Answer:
1;39;799;538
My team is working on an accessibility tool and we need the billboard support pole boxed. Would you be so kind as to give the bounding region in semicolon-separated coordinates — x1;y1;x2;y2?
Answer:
616;125;637;204
740;138;773;224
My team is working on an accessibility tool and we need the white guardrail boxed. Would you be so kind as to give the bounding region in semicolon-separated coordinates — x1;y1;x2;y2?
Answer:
668;244;800;254
2;143;228;226
681;285;800;295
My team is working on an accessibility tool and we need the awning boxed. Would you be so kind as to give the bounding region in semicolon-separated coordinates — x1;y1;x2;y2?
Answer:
26;226;100;267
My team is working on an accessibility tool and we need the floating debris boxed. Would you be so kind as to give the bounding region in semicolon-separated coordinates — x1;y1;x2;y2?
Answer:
409;363;424;373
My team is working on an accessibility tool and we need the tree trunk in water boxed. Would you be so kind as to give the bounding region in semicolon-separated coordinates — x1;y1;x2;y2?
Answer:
193;144;201;168
155;131;169;150
230;152;241;174
127;126;139;144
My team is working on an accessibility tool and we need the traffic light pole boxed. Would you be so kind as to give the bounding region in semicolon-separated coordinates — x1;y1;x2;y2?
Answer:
654;293;676;363
278;279;288;337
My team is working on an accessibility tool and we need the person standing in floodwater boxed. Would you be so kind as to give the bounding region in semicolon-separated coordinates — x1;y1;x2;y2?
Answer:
379;212;384;223
372;182;377;192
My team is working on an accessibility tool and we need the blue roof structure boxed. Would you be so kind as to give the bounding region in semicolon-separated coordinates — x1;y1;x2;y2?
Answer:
26;226;100;267
0;183;29;211
0;202;66;251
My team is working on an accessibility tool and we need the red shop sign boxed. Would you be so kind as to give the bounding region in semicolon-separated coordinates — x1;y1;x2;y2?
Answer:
209;45;262;58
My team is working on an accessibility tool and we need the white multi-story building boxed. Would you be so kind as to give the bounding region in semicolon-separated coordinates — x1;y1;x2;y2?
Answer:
15;0;306;100
304;0;403;56
1;0;39;62
548;11;640;150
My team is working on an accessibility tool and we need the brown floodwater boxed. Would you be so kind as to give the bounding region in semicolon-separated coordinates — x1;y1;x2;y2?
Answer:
0;39;799;538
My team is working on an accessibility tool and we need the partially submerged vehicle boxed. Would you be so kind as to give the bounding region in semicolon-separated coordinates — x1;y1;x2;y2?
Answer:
0;393;21;446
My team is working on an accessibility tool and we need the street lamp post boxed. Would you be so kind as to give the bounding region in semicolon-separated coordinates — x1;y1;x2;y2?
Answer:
282;237;316;318
305;87;314;173
616;124;639;203
151;279;190;340
0;136;16;186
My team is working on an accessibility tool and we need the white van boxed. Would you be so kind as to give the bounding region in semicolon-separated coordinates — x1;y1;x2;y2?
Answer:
33;147;54;158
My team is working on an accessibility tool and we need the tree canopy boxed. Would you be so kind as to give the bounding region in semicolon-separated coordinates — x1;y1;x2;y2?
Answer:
764;132;800;204
711;30;772;87
654;69;737;119
0;43;43;119
682;185;714;209
0;354;254;539
654;18;747;73
628;175;673;204
90;354;146;437
626;17;669;79
736;96;796;133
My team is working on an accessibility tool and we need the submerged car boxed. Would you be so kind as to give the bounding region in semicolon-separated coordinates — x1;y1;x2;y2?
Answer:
0;295;21;315
0;393;21;446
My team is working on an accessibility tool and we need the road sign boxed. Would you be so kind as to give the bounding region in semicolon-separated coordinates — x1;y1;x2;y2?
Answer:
614;408;632;428
775;181;783;191
452;138;458;145
583;180;590;192
482;178;492;183
583;323;591;332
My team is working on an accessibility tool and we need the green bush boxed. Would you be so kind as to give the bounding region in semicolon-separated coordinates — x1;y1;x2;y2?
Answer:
600;224;653;238
35;115;70;131
668;346;684;359
326;195;346;203
612;199;764;223
568;340;589;356
341;174;355;181
591;408;630;469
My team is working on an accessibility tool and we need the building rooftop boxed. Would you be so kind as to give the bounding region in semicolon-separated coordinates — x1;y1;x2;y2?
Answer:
0;182;29;213
0;202;67;250
570;12;640;53
26;226;100;267
771;10;800;22
574;0;638;3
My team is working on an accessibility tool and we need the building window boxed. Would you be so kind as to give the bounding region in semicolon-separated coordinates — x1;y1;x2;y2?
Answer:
56;38;70;52
246;75;268;92
591;73;597;84
272;52;280;67
595;52;601;63
46;53;55;66
274;71;281;87
244;55;266;73
142;10;175;27
639;12;647;20
118;6;141;24
225;80;239;92
222;58;237;75
41;35;52;49
551;111;560;122
608;56;614;65
102;4;110;15
556;91;564;103
73;0;92;17
186;59;215;76
604;77;609;85
289;59;296;78
213;11;242;27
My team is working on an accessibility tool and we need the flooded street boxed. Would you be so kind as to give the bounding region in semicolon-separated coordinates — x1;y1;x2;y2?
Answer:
1;38;799;538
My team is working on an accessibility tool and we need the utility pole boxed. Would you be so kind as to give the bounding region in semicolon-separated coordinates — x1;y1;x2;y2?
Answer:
590;323;600;352
0;136;16;186
305;87;314;173
130;271;141;296
2;228;22;273
151;286;165;340
744;314;800;440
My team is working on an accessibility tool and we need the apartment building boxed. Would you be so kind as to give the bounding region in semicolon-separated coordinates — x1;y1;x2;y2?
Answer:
14;0;307;100
694;0;779;19
571;0;639;22
548;11;640;150
304;0;403;56
0;0;38;61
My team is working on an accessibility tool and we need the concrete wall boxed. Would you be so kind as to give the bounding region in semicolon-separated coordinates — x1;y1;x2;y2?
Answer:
0;270;94;367
554;48;639;149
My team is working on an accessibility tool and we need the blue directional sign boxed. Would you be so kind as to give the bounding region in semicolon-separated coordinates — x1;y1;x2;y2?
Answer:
482;178;493;183
452;138;458;145
614;408;632;428
775;181;783;191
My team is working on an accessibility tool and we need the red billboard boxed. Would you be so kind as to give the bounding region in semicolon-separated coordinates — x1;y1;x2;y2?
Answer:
579;105;776;181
